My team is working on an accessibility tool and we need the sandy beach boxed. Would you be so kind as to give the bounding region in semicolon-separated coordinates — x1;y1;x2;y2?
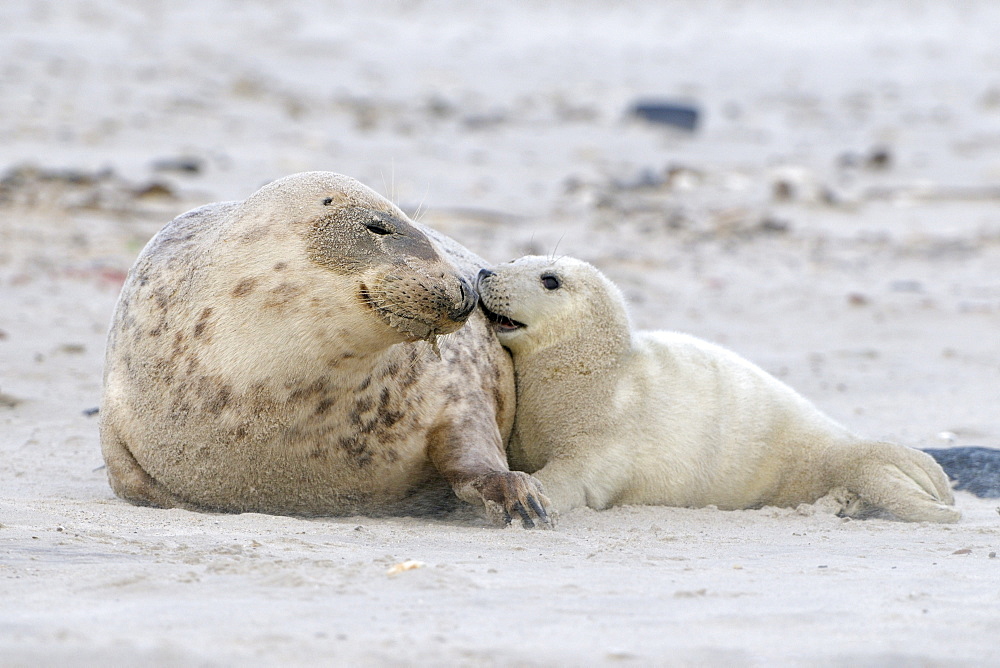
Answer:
2;1;999;665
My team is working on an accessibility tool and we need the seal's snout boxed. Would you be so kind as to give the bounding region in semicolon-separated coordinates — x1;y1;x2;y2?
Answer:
450;277;478;322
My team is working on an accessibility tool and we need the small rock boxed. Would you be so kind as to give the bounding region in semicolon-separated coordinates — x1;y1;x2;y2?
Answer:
424;94;456;119
758;216;790;234
462;111;507;130
773;179;796;201
629;100;700;131
866;146;893;170
674;588;708;598
133;181;175;199
0;392;22;408
152;156;203;174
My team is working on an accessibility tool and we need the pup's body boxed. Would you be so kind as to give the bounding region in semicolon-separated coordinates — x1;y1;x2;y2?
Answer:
477;256;958;522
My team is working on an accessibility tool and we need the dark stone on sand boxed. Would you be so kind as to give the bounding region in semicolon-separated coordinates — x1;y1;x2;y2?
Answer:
132;181;176;199
0;392;22;409
924;446;1000;498
0;164;114;188
152;156;204;174
866;146;892;170
629;100;700;131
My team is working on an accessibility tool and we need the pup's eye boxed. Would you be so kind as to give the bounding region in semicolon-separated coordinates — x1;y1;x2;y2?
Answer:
322;197;334;206
541;274;561;290
366;223;392;235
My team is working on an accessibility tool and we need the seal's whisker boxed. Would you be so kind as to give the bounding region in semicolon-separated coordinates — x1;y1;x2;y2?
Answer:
359;285;392;305
390;157;396;205
412;183;430;223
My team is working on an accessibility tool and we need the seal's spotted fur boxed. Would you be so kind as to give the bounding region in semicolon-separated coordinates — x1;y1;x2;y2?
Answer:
100;172;549;525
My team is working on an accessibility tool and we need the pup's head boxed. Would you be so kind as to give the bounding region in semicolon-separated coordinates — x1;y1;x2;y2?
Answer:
475;255;628;355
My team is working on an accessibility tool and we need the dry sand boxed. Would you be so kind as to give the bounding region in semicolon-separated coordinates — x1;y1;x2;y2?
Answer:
2;1;999;665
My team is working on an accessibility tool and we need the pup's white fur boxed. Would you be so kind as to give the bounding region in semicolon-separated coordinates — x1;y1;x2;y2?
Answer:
477;256;959;522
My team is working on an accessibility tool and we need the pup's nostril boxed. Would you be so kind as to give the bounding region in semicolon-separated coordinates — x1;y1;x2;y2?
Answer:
475;269;496;295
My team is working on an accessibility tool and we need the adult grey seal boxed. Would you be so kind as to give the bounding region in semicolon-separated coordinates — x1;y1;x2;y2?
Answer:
100;172;550;526
476;255;959;523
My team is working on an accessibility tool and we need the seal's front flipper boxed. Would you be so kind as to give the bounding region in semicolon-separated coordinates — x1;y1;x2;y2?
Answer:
923;446;1000;498
462;471;553;528
425;421;553;528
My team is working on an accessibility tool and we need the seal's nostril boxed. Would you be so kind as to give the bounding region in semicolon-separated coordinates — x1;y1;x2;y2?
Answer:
451;278;478;322
462;278;478;304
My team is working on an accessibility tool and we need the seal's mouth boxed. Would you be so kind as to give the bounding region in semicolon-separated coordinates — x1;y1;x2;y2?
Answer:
479;300;525;332
359;281;466;340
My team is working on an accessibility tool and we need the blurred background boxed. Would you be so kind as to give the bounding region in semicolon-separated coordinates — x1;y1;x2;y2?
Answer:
4;1;999;211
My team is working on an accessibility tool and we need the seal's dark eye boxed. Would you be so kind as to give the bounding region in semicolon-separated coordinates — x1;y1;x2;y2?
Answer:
541;274;561;290
366;223;392;235
322;197;334;206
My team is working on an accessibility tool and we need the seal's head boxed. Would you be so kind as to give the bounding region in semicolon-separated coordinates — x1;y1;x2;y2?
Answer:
475;255;629;356
238;172;477;345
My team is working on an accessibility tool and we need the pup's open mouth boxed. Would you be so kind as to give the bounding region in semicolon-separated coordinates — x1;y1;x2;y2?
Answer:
479;301;525;332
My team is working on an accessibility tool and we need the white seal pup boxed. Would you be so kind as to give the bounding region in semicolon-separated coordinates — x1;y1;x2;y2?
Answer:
100;172;550;526
476;255;959;523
